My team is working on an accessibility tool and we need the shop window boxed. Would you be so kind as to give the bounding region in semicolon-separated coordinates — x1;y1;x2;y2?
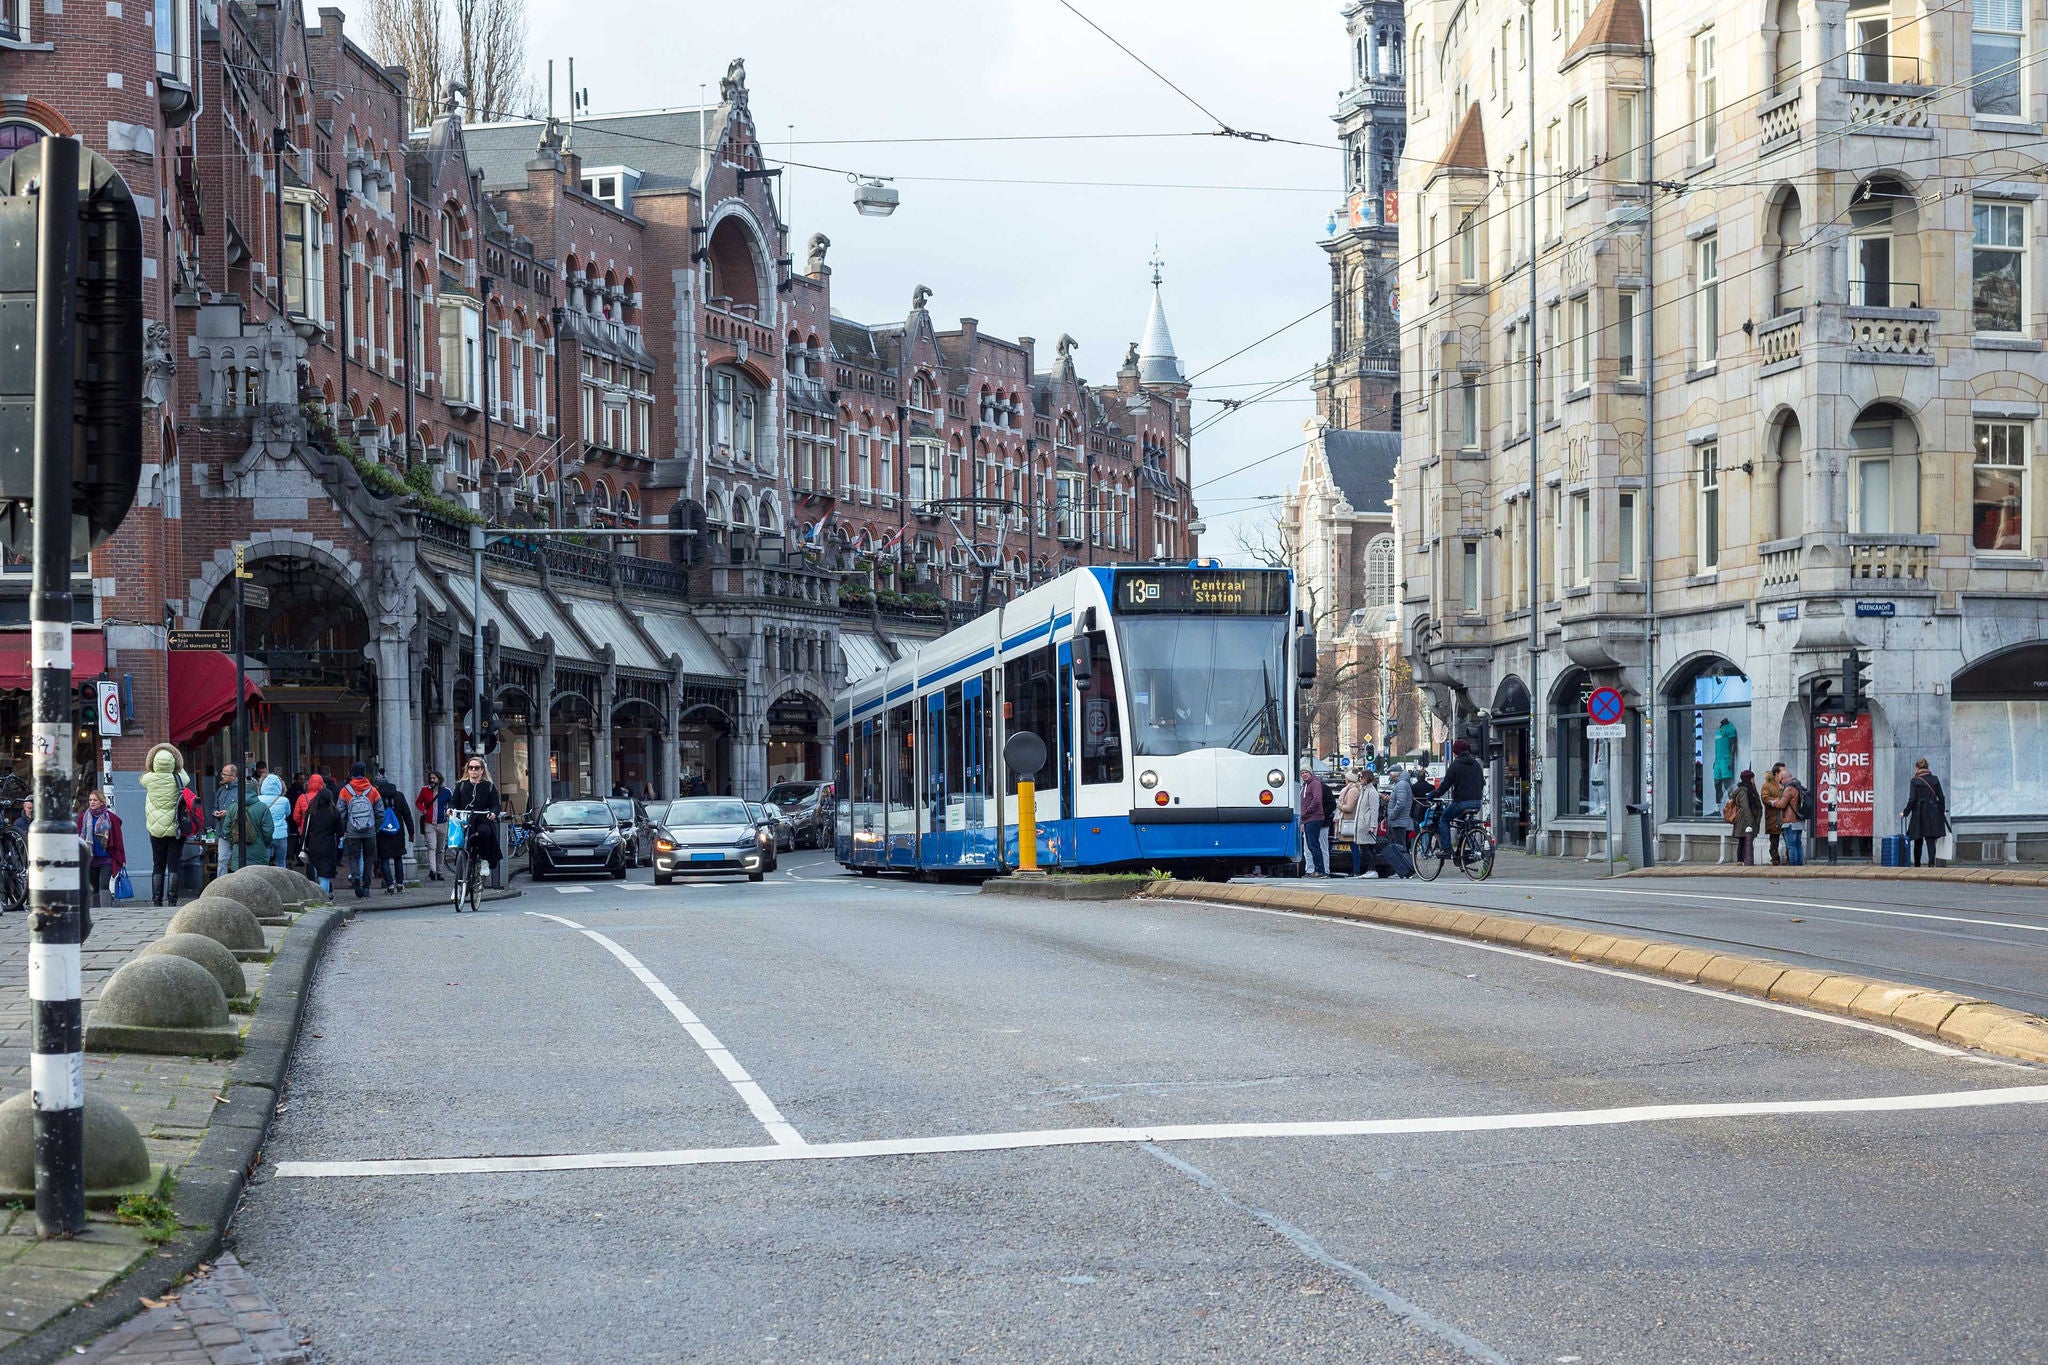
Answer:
1951;644;2048;817
1667;659;1751;820
1553;672;1599;817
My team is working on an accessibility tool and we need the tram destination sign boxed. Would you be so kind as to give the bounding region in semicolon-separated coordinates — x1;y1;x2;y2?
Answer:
1113;569;1290;615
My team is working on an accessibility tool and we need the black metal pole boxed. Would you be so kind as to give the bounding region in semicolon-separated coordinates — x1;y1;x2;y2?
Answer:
235;553;247;867
29;135;85;1238
550;306;566;526
336;184;350;419
271;130;289;319
399;230;416;471
1024;435;1036;584
479;275;494;490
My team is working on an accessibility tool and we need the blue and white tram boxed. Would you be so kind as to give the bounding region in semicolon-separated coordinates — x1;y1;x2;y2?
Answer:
833;563;1310;878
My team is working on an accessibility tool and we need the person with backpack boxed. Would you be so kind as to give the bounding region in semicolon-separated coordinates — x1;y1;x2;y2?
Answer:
372;767;413;894
1422;740;1486;851
1902;757;1949;868
339;762;383;899
1387;767;1417;849
1776;771;1812;867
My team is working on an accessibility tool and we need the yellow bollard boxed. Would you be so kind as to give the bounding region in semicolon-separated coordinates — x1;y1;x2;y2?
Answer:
1017;779;1041;874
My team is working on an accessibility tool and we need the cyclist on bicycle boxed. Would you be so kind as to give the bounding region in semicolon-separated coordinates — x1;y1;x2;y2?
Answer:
448;755;502;910
1422;739;1486;849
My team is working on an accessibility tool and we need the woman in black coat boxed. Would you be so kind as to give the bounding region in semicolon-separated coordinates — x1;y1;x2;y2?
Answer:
303;786;342;895
1902;758;1948;868
373;773;415;893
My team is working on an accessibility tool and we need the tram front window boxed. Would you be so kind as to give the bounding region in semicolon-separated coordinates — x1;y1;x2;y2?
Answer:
1119;616;1289;757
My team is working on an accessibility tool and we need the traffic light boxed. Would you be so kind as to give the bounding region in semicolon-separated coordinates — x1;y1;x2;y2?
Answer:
1809;673;1837;714
478;693;499;755
0;140;145;558
1842;649;1873;716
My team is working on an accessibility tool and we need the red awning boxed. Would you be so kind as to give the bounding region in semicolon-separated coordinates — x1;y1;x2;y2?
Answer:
169;651;263;747
0;630;107;691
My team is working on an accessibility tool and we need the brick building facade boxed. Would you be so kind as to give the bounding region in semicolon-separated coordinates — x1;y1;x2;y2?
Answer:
1;5;1199;879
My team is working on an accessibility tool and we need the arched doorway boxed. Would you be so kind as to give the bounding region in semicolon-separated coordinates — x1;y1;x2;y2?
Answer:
766;691;827;785
201;555;373;780
612;696;664;798
1665;656;1751;819
1491;675;1531;846
678;701;734;796
550;691;597;800
1950;643;2048;820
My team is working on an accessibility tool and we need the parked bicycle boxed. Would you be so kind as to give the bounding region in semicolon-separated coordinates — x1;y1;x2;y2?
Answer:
0;774;28;913
1413;796;1497;883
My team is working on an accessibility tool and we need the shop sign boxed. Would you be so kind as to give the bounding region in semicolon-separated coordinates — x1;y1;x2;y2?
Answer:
1813;711;1874;837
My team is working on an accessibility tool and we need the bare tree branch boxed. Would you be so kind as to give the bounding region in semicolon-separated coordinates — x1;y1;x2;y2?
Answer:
366;0;448;127
454;0;536;122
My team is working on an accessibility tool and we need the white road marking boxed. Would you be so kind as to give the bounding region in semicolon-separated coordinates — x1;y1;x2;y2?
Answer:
1483;881;2048;936
553;886;594;895
523;911;804;1146
1217;902;2023;1067
271;1082;2048;1179
1142;1142;1508;1364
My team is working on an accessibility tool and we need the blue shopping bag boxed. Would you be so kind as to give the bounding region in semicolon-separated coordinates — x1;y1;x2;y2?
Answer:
446;816;466;851
112;870;134;901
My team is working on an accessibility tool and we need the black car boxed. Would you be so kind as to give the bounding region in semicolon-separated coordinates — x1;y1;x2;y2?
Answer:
605;798;657;866
762;781;827;849
654;797;775;885
527;800;630;881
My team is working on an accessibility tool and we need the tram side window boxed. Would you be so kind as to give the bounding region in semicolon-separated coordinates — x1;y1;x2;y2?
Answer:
888;702;915;809
860;721;884;804
941;683;965;809
835;726;852;831
1003;652;1060;795
1077;630;1125;784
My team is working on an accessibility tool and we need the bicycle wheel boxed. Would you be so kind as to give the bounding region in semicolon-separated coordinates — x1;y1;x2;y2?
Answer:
1459;827;1496;882
1414;829;1445;881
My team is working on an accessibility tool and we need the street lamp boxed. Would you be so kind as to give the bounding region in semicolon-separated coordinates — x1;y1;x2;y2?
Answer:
852;175;899;217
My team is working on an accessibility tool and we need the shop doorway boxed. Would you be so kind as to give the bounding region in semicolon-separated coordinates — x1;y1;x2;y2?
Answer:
1491;676;1532;847
766;693;826;786
678;702;734;796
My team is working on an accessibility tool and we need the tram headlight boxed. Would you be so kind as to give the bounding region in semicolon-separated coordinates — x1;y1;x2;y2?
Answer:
1267;769;1286;788
1138;770;1159;789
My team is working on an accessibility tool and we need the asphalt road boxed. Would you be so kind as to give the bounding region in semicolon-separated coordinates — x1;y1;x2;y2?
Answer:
231;852;2048;1363
1292;862;2048;1015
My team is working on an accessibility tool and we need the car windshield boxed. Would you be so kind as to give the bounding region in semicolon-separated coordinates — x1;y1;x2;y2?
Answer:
543;801;614;828
644;800;670;824
605;799;635;821
1117;615;1290;757
667;798;749;826
764;783;815;808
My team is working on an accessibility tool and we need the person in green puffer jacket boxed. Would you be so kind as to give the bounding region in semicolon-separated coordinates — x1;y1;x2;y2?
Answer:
138;743;190;907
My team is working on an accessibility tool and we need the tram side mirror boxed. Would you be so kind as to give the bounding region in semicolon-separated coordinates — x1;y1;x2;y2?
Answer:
1071;633;1093;687
1296;631;1318;690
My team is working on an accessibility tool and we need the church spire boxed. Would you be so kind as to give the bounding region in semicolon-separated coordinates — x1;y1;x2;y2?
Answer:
1138;246;1184;386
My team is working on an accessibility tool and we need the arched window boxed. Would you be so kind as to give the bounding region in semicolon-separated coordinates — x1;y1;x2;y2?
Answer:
0;122;45;154
617;487;637;521
705;216;765;314
910;374;935;409
1772;0;1802;88
1773;415;1803;540
590;481;611;513
1848;174;1919;309
1365;533;1396;608
439;206;464;261
1768;188;1804;314
709;367;764;463
1849;401;1920;535
1665;658;1752;819
1951;643;2048;817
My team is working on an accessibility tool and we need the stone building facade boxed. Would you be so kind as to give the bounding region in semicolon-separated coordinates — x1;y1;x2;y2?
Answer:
0;5;1200;874
1399;0;2048;862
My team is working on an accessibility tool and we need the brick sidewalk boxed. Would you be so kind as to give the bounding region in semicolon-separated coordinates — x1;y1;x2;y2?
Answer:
74;1252;310;1363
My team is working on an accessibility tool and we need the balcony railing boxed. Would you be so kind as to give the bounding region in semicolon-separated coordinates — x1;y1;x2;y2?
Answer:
1756;311;1803;368
1848;539;1931;583
1843;306;1936;361
1759;543;1802;593
1760;88;1802;149
1844;80;1935;133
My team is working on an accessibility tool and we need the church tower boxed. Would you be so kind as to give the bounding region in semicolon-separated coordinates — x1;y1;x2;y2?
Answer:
1313;1;1405;433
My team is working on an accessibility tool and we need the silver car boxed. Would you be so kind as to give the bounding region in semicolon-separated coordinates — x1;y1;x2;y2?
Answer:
654;797;774;885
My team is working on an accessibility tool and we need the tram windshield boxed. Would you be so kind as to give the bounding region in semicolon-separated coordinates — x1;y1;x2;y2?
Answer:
1118;615;1289;757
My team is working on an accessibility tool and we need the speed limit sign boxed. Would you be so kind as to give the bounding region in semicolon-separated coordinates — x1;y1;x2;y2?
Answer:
95;681;122;736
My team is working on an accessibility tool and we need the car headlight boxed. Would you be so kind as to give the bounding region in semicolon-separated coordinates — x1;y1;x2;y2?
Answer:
738;833;760;849
1267;770;1286;788
1138;770;1159;789
599;833;619;846
654;838;674;852
536;833;557;847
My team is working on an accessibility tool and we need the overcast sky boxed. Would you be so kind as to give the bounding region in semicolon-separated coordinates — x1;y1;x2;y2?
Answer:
525;0;1349;549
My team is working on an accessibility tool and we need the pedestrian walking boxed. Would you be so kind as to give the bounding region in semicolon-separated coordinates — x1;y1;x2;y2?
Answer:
260;773;291;867
302;783;342;896
1343;771;1383;877
1725;769;1763;865
1387;767;1417;848
339;763;383;899
1902;758;1949;868
215;764;273;873
1298;764;1329;877
138;743;188;907
177;775;207;898
416;771;451;881
1777;772;1811;867
1760;763;1788;865
76;789;126;909
373;767;413;893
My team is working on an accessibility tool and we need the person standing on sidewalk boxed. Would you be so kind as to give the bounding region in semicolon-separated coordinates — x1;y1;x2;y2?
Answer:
1726;769;1764;865
1776;771;1811;867
339;763;383;899
416;771;450;882
302;783;342;896
77;789;126;908
1298;765;1329;878
1387;768;1417;850
372;766;413;894
1760;764;1788;865
259;773;291;867
1902;758;1949;867
139;743;187;907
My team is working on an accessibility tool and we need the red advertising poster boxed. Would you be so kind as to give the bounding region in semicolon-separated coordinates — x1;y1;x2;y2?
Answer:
1813;712;1875;837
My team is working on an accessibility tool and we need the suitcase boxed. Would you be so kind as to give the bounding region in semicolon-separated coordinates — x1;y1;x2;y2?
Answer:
1376;843;1416;879
1879;835;1907;867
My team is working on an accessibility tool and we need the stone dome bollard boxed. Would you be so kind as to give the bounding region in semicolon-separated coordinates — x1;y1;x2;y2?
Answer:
0;1092;155;1205
83;954;239;1057
252;863;318;907
137;932;247;1004
208;867;286;923
165;895;265;954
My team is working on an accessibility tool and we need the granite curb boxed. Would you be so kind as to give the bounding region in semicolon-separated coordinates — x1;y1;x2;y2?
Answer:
979;877;1151;901
0;907;345;1365
1142;879;2048;1068
1628;863;2048;887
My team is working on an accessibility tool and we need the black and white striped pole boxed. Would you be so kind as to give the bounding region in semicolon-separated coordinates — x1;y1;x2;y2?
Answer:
26;135;85;1237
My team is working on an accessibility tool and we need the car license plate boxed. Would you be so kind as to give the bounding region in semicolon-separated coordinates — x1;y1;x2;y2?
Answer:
564;850;597;858
690;852;724;862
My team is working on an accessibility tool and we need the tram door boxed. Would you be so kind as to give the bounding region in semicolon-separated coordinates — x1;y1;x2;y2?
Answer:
963;672;997;867
924;690;947;866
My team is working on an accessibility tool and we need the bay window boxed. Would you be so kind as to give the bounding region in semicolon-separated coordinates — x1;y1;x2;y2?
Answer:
282;192;326;322
1849;404;1920;535
438;300;480;407
1849;0;1891;81
1569;295;1591;389
1616;290;1639;379
1461;541;1482;613
1972;420;2028;554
